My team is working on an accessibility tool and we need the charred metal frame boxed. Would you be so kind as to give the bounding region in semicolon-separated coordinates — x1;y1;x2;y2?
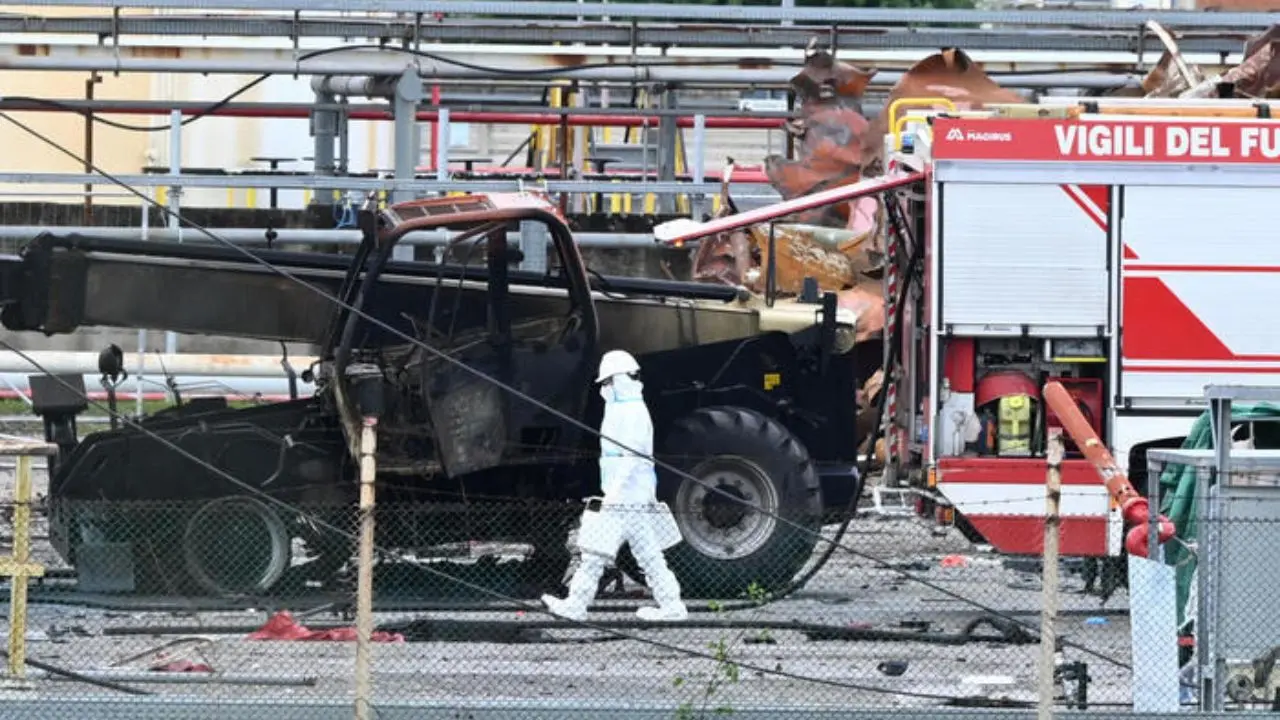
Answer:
325;193;600;445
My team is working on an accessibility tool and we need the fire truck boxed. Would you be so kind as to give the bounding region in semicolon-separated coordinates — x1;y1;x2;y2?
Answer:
660;98;1280;561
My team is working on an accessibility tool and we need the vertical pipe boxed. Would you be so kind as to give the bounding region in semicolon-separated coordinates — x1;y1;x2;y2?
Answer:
392;70;424;261
353;417;378;720
338;97;351;176
312;90;337;208
691;113;706;220
164;109;182;355
312;90;337;177
1038;430;1064;720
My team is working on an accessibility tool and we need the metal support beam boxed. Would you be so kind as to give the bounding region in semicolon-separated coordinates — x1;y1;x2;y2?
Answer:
690;113;706;220
10;0;1278;28
656;87;678;215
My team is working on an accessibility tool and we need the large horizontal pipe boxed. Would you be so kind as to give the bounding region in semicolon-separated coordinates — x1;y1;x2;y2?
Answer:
0;351;317;378
0;374;308;400
0;226;674;249
0;43;1141;89
12;0;1280;29
0;98;795;122
320;71;1137;94
0;99;789;130
0;171;782;198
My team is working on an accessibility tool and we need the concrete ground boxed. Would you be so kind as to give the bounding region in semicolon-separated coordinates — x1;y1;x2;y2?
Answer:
0;479;1137;714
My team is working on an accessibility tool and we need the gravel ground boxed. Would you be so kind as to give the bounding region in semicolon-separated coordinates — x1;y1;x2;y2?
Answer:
0;461;1138;715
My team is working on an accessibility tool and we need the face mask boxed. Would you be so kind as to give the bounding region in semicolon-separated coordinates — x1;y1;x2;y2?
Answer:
599;383;616;404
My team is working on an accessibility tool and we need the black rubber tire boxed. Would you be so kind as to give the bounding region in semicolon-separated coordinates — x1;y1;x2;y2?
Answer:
620;406;823;600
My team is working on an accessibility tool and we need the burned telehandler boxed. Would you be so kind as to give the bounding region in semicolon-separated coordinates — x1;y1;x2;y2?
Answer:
0;192;863;601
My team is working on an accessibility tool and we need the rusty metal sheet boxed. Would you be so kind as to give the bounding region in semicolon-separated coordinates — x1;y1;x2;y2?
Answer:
1227;24;1280;97
863;48;1025;172
764;50;876;226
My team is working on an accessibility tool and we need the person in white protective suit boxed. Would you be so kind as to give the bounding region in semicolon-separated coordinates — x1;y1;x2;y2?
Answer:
541;349;689;622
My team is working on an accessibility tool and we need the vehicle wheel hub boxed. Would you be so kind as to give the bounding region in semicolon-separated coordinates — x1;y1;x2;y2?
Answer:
675;458;779;561
183;497;291;596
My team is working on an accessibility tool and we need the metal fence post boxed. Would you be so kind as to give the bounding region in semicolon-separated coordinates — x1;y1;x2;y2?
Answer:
164;108;182;355
354;415;379;720
0;439;57;685
1038;429;1064;719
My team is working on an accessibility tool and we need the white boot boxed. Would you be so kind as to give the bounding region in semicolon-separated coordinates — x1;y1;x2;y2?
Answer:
541;594;588;621
541;555;604;621
634;550;688;621
637;603;688;621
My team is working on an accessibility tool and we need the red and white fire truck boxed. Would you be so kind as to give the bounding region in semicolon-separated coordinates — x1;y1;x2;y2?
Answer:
662;99;1280;560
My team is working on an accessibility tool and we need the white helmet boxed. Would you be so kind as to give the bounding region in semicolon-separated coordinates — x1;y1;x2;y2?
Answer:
596;349;640;383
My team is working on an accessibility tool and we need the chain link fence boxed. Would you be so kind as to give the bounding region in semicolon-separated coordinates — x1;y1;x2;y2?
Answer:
0;429;1273;719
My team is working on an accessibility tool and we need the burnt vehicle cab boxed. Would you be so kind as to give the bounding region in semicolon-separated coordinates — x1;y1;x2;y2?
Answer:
322;193;601;479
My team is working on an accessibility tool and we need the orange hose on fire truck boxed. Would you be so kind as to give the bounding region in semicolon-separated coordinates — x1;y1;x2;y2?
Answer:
1042;380;1175;557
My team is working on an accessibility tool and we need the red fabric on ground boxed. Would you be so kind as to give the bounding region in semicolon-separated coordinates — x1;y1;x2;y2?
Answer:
247;610;405;643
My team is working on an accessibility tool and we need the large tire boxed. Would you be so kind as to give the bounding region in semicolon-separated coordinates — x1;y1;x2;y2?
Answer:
623;406;823;600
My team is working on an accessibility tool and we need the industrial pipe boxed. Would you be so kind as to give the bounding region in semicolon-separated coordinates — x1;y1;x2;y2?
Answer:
0;375;306;400
0;43;1142;90
0;98;796;121
0;100;789;130
0;351;316;378
0;227;680;249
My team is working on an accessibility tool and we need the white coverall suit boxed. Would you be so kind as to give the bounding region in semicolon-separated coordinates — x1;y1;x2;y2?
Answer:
541;352;688;622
